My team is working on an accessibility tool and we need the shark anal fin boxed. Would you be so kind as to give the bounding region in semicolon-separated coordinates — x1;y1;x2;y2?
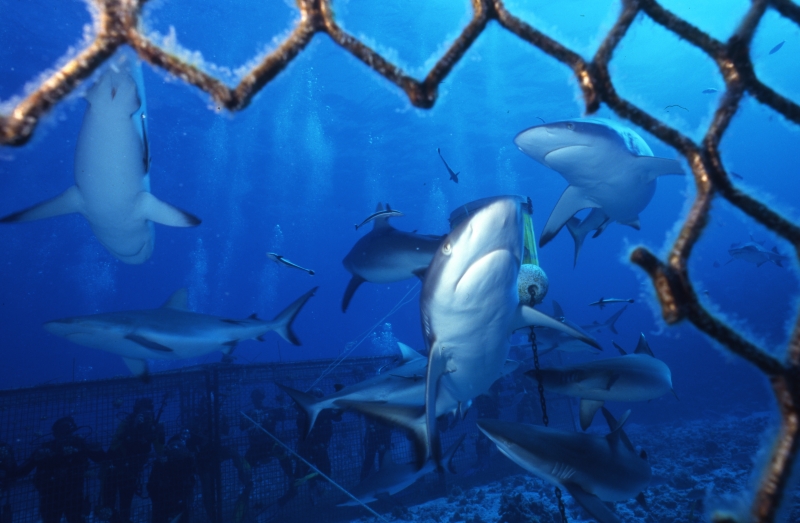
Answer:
1;186;84;223
633;155;684;182
125;334;174;353
562;483;621;523
579;399;604;430
122;357;150;380
540;185;599;247
425;344;446;469
137;192;201;227
341;275;366;312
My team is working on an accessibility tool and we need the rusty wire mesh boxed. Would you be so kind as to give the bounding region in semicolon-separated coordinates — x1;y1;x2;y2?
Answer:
1;0;799;521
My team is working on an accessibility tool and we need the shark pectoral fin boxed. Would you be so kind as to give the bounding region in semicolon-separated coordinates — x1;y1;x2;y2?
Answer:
268;286;317;346
426;344;446;469
512;304;601;350
1;185;83;223
341;275;366;312
124;334;174;352
540;185;598;247
579;399;604;430
161;288;189;310
633;156;684;183
602;408;635;451
412;268;427;280
122;357;150;380
137;192;201;227
222;340;238;355
562;483;621;523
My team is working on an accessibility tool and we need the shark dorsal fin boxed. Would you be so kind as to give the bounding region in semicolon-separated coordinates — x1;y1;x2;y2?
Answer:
161;289;189;310
613;341;627;355
397;342;424;363
633;333;654;357
602;408;635;452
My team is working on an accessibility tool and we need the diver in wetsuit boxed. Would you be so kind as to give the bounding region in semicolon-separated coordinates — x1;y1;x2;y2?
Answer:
240;389;295;506
99;398;165;523
17;416;105;523
0;441;17;523
147;432;195;523
359;416;393;480
293;388;341;503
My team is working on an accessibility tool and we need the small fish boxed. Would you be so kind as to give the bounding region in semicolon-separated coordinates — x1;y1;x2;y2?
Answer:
702;88;718;94
266;253;315;275
589;297;634;309
730;171;744;180
437;148;460;183
355;206;404;230
769;41;785;55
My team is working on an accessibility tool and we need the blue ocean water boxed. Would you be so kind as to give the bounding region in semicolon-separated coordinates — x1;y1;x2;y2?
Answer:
0;0;799;521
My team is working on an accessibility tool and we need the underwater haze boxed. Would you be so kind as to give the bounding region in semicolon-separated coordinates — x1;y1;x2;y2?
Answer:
1;0;799;521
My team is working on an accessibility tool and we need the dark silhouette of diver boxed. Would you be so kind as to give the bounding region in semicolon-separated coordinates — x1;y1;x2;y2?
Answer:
186;400;252;523
98;398;165;523
292;388;341;503
239;389;295;506
147;432;195;523
17;416;105;523
359;416;393;480
0;441;17;523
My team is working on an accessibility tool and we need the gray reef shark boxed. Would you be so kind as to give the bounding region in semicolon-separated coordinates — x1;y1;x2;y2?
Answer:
582;305;628;335
477;408;651;523
341;203;444;312
532;300;603;354
527;333;673;430
719;238;788;268
419;196;599;464
338;434;465;506
44;287;317;379
0;55;200;264
513;118;683;263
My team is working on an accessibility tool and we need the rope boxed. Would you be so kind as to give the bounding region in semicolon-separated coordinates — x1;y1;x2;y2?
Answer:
307;281;420;391
240;412;390;523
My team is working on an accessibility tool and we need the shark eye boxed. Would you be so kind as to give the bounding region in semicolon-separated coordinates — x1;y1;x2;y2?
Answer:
442;242;452;255
566;122;574;130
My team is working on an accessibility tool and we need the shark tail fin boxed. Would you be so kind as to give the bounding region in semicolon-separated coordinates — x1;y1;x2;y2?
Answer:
276;383;321;438
565;217;586;268
444;434;466;474
268;287;317;345
1;186;84;223
605;305;627;335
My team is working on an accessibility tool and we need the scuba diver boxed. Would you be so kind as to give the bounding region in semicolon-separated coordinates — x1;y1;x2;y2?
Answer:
0;441;17;523
186;399;252;523
147;432;196;523
17;416;105;523
239;389;296;506
293;388;341;503
359;416;392;480
473;385;500;470
99;398;165;523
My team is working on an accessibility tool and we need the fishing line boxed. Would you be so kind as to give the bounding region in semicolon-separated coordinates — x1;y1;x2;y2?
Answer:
240;412;389;523
307;281;420;391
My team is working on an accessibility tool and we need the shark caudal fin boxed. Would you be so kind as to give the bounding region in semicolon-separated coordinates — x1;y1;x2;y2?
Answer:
1;186;84;223
604;305;628;335
136;192;201;227
267;287;318;345
276;383;323;438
